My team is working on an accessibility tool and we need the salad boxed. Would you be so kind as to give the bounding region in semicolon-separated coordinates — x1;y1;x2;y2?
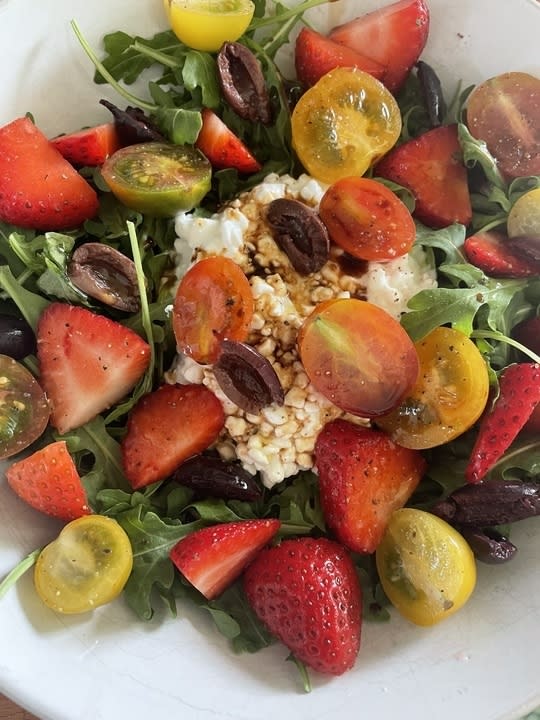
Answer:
0;0;539;692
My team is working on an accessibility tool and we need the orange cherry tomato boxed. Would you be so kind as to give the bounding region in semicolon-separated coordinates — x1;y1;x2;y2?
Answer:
173;256;254;364
297;298;419;417
319;176;416;261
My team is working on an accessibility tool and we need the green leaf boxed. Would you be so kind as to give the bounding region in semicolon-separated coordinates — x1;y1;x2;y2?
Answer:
182;51;220;108
458;121;506;190
152;106;203;145
0;265;49;331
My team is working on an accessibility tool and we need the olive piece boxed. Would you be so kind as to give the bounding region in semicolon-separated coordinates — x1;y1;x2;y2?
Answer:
213;340;284;415
266;198;330;275
505;235;540;266
172;454;261;501
216;42;272;125
68;242;141;312
459;527;517;565
0;315;36;360
416;61;447;128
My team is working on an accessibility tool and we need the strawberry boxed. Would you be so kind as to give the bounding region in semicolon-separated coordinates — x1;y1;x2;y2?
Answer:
328;0;430;92
37;303;151;434
465;363;540;483
294;27;386;88
195;109;261;174
315;419;426;554
243;536;362;676
375;124;473;228
170;519;281;600
51;123;122;166
464;231;540;278
6;440;91;521
121;383;225;489
0;117;99;230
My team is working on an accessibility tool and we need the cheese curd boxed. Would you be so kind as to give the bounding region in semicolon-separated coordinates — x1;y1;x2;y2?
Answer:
170;173;437;488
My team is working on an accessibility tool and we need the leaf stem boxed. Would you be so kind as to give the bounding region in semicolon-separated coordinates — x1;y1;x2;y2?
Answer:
471;329;540;364
131;40;183;69
0;549;41;601
249;0;330;29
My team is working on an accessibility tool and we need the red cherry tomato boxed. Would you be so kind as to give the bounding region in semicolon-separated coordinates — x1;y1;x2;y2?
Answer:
173;256;254;364
319;176;416;261
297;298;419;417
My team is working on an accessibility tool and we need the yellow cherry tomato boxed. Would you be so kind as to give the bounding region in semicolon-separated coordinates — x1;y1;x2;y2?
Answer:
164;0;255;52
291;67;402;184
376;326;489;449
376;508;477;627
34;515;133;614
507;187;540;238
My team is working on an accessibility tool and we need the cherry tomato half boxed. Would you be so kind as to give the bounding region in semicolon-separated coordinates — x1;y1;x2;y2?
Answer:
0;354;50;460
34;515;133;614
101;142;211;216
376;326;489;449
376;508;477;626
507;187;540;238
291;67;402;184
319;176;416;261
466;72;540;179
297;298;419;417
164;0;255;52
173;256;254;364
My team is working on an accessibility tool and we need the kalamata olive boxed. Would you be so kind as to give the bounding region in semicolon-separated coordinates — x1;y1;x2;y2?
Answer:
216;42;272;125
172;454;261;501
0;315;36;359
459;527;517;564
213;340;284;415
505;235;540;267
416;61;447;128
68;242;141;312
100;99;165;144
266;198;330;274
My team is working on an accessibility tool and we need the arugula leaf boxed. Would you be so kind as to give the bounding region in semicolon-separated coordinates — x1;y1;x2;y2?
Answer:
0;265;49;330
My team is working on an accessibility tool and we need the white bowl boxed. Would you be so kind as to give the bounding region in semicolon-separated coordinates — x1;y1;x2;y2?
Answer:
1;1;539;719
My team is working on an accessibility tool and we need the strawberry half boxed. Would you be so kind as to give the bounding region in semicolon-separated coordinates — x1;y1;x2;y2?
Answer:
6;441;91;521
170;519;281;599
244;536;362;676
464;231;540;278
196;109;261;174
465;363;540;483
328;0;430;92
375;124;473;228
315;419;426;554
37;303;151;434
51;123;122;166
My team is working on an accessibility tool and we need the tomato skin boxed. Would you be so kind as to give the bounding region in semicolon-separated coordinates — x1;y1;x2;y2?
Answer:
173;256;254;364
376;508;477;626
319;176;416;261
297;298;419;417
507;187;540;238
165;0;255;52
376;326;490;449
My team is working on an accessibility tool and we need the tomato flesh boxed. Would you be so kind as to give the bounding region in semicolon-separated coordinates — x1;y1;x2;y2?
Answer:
164;0;255;52
319;176;416;261
297;298;419;417
34;515;133;614
507;187;540;238
376;508;477;626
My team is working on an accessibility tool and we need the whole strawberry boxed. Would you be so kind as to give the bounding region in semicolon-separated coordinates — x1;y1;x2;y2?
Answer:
243;537;362;676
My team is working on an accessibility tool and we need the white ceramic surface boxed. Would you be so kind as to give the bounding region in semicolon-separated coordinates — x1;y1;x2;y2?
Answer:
1;1;539;719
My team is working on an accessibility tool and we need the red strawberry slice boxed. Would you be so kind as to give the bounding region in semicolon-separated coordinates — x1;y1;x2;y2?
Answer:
0;117;99;230
244;536;362;676
6;441;91;521
170;519;281;599
196;109;261;174
121;383;225;489
328;0;430;92
375;124;472;228
37;303;151;434
315;419;426;554
464;231;540;278
465;363;540;483
51;123;122;166
294;27;386;88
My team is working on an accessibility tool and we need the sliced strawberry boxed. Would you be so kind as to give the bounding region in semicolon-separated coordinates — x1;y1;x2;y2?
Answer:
375;124;472;228
51;123;122;166
328;0;430;92
37;303;151;434
121;383;225;489
0;117;99;230
315;419;426;554
465;363;540;483
170;519;280;600
195;109;261;174
294;27;386;88
6;440;91;521
464;231;540;278
244;536;362;675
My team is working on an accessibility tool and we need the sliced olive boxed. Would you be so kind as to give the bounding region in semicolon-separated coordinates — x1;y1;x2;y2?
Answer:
0;315;36;359
505;235;540;266
459;527;517;565
213;340;284;415
217;42;272;125
101;142;211;216
172;454;261;501
68;243;142;312
100;99;166;144
416;61;447;128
